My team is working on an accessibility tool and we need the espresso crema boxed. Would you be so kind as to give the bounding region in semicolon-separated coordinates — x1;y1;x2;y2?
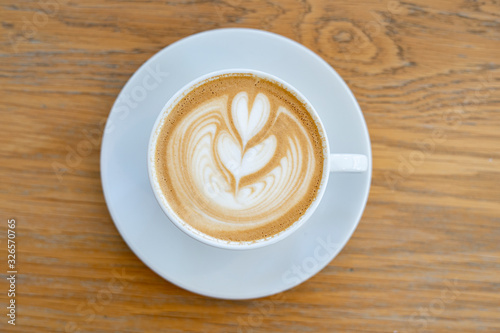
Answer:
154;73;325;241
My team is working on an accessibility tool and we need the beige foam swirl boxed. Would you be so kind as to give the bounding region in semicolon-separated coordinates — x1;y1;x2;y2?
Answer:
155;75;324;241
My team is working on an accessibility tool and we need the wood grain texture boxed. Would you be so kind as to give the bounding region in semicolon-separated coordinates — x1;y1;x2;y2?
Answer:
1;0;499;332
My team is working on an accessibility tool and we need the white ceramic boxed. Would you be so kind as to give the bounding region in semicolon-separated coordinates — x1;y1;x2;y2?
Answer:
101;28;371;299
147;69;367;250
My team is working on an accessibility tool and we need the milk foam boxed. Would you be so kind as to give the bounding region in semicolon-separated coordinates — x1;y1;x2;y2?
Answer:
155;74;324;241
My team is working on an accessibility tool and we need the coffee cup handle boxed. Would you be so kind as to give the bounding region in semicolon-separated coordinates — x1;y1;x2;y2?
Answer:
330;154;368;172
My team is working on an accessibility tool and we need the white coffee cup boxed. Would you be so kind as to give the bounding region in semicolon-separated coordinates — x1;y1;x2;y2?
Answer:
148;69;368;250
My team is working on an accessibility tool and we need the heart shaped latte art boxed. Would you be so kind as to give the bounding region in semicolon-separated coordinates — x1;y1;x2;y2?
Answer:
216;93;277;190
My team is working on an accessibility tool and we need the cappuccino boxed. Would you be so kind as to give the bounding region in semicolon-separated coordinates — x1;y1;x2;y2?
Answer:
153;73;325;242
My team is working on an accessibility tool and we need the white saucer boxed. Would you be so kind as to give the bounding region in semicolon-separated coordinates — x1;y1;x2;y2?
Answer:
101;28;372;300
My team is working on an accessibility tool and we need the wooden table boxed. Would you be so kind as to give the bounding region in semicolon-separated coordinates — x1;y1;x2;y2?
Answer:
1;0;499;332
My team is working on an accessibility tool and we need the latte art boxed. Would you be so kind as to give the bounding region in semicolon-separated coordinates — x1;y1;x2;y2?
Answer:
154;74;325;241
217;92;276;191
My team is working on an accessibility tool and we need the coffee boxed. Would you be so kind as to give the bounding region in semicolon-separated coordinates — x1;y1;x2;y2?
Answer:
153;73;325;242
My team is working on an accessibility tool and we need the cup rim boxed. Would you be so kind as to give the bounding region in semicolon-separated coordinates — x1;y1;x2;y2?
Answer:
148;69;331;250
